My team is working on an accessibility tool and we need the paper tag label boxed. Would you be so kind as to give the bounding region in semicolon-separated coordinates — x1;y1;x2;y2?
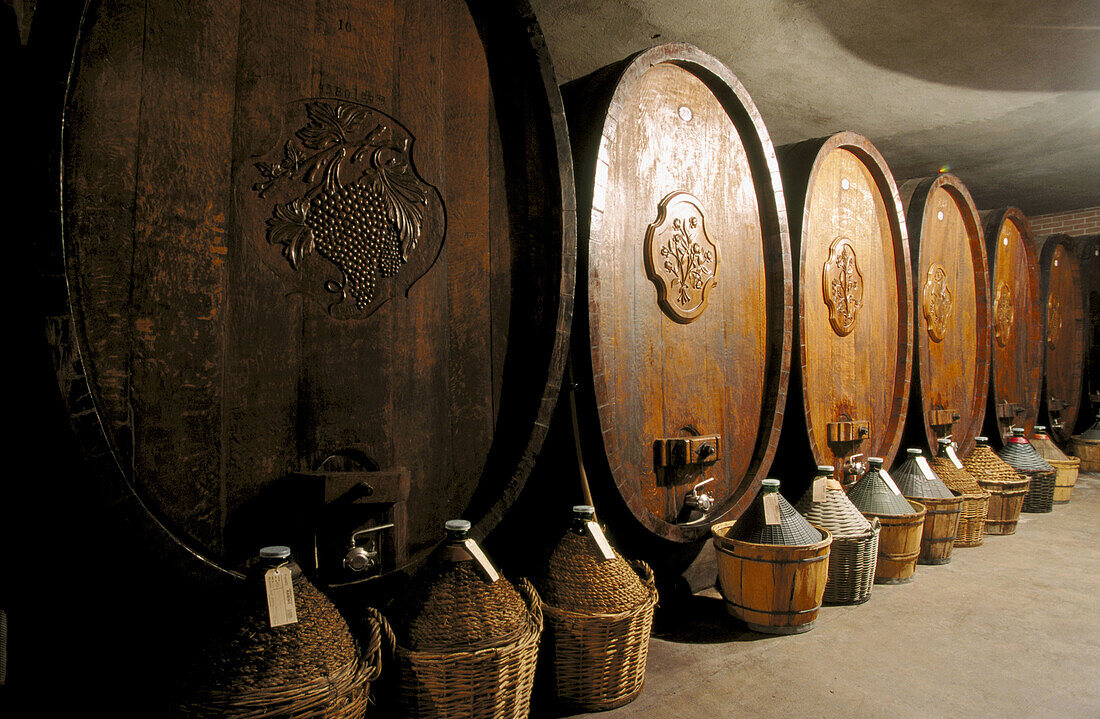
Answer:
915;456;935;480
812;477;827;502
586;521;616;560
946;446;964;469
265;566;298;628
882;470;902;496
463;539;500;582
763;493;781;525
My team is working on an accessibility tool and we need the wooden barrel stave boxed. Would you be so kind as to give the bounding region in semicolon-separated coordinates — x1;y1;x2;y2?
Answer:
1039;235;1086;443
913;495;962;565
867;499;926;584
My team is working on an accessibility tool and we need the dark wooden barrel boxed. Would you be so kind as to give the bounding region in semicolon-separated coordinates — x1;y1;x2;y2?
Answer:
1039;235;1086;442
981;208;1041;444
773;132;914;495
57;0;575;579
900;175;990;456
1075;234;1100;434
563;43;792;548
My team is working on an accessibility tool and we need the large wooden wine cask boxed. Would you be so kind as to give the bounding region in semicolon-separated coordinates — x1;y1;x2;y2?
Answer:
899;174;991;456
564;44;792;553
981;208;1041;444
1038;234;1086;443
56;0;575;579
1076;234;1100;433
773;132;914;495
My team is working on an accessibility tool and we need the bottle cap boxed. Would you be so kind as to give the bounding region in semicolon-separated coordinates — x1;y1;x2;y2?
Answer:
974;436;988;444
761;478;781;491
259;545;291;560
445;519;472;538
868;457;884;467
1011;427;1025;436
937;437;952;445
815;465;834;473
572;505;595;518
1034;425;1047;432
907;448;922;455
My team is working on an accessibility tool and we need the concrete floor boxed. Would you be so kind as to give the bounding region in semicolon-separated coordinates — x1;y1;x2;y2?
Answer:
558;472;1100;718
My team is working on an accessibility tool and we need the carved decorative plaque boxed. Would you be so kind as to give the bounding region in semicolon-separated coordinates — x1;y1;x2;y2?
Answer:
822;237;863;336
921;263;953;342
252;100;444;318
643;191;719;324
1047;296;1062;350
993;281;1015;348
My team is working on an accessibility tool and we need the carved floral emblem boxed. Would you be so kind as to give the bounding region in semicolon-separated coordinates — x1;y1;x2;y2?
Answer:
252;100;444;318
1047;296;1062;350
822;237;863;336
922;263;953;342
643;191;719;323
993;281;1015;348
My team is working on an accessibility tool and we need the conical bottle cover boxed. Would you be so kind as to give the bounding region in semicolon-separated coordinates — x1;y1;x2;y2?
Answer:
847;457;917;516
796;466;872;539
730;479;822;545
891;448;955;499
963;437;1027;485
930;438;983;494
997;427;1057;474
393;519;526;652
1031;426;1072;462
1082;412;1100;441
536;505;649;614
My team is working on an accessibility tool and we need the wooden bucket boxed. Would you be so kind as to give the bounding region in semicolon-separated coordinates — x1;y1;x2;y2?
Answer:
900;174;990;457
54;0;576;579
771;132;914;495
978;477;1029;535
913;494;961;565
1050;458;1080;504
712;521;831;635
866;500;926;584
982;208;1041;445
1070;437;1100;473
1039;235;1085;443
562;43;792;555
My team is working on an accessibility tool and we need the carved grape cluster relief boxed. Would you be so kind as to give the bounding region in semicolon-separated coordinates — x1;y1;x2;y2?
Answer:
643;192;719;323
922;263;953;342
822;237;863;336
1047;296;1062;350
993;281;1015;348
252;100;444;318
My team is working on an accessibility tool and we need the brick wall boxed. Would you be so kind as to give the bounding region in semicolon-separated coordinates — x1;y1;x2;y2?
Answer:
1028;206;1100;239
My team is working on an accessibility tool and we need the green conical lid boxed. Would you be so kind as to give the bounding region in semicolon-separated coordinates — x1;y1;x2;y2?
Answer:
847;457;918;516
730;479;823;545
891;448;955;499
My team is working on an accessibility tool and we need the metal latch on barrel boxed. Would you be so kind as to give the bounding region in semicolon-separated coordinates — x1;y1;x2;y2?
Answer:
653;435;721;468
826;421;870;443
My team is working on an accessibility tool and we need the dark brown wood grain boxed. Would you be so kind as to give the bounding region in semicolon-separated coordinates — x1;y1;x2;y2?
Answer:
773;133;914;498
899;174;991;457
1038;234;1085;442
58;0;576;575
1077;234;1100;433
564;43;792;546
981;207;1042;445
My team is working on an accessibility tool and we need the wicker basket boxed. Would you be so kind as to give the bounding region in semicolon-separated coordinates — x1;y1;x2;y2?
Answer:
1032;429;1081;503
962;440;1029;535
379;579;542;719
795;477;879;605
929;454;988;548
998;433;1057;514
1070;436;1100;472
540;561;658;711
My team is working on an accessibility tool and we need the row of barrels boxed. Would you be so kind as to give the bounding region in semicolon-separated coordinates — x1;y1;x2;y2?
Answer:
49;1;1094;586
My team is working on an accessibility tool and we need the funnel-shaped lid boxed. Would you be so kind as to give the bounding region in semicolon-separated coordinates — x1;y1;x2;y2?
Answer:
891;449;955;499
729;479;823;545
1083;412;1100;440
997;432;1057;474
796;470;872;538
847;462;917;516
1030;427;1071;462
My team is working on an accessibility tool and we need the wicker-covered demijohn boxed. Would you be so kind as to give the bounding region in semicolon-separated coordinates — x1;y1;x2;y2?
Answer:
796;466;879;605
533;505;658;711
382;520;541;719
962;436;1029;535
930;438;989;547
1031;426;1080;504
891;448;962;565
998;428;1057;513
847;458;926;584
178;546;381;719
1071;411;1100;472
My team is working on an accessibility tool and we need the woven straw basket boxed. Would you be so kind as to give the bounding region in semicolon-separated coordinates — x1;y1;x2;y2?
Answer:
179;610;383;718
822;521;880;604
962;443;1029;535
540;560;658;711
377;579;542;719
1049;457;1080;504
